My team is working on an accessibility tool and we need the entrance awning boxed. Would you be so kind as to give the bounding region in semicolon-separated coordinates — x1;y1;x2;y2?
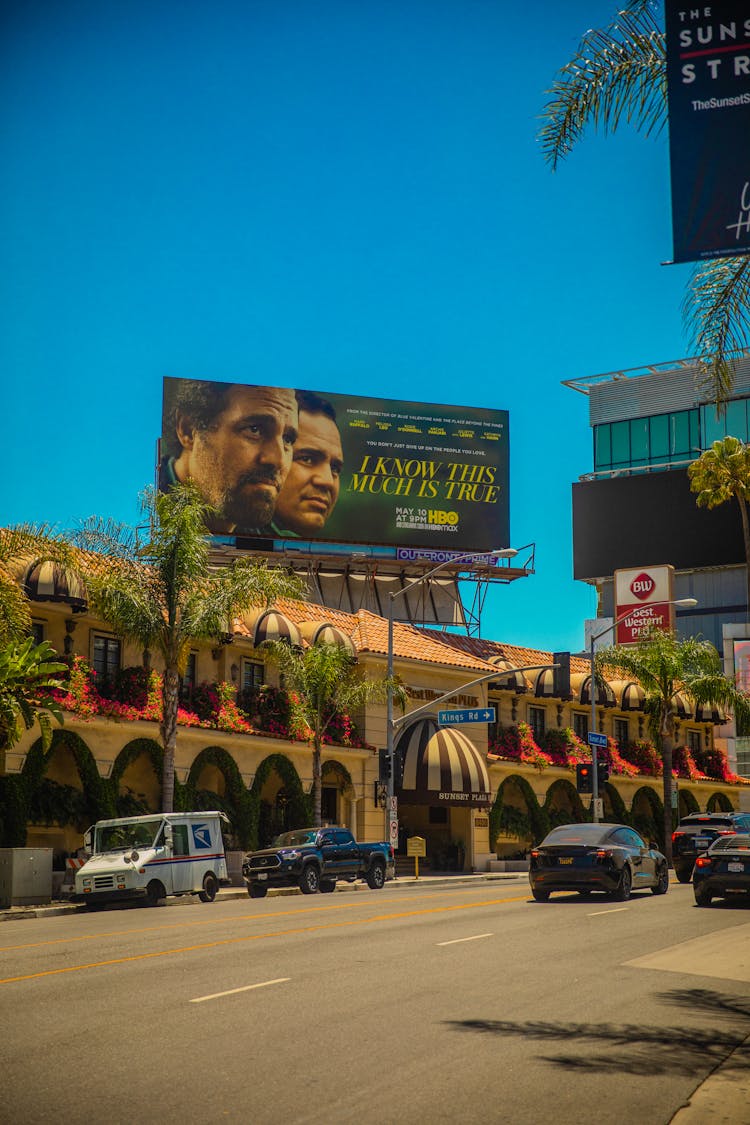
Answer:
396;717;491;807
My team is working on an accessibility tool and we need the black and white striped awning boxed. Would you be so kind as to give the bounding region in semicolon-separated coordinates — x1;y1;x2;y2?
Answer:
248;609;303;649
298;620;356;656
22;560;87;612
396;717;491;807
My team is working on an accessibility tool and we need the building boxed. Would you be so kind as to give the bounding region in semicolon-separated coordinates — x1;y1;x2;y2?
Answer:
3;554;746;879
567;350;750;775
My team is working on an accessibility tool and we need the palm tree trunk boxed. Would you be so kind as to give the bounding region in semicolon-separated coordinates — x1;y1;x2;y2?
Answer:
312;738;322;827
661;706;675;866
160;666;180;813
737;494;750;620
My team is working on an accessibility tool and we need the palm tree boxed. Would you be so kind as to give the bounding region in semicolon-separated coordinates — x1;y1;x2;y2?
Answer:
0;526;75;761
688;436;750;617
75;482;302;812
538;0;748;405
597;629;750;864
264;640;402;827
0;638;66;767
0;524;76;645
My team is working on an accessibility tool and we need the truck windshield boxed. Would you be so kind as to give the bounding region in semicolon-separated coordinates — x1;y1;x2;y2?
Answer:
273;830;319;847
96;820;162;852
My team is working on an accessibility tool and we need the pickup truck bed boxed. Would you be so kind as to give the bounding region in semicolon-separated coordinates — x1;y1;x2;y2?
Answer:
243;827;394;897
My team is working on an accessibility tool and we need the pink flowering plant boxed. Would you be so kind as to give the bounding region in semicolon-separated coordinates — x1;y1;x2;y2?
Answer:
489;722;553;771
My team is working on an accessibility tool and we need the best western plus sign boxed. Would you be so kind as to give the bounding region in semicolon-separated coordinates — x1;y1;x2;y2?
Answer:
614;565;675;645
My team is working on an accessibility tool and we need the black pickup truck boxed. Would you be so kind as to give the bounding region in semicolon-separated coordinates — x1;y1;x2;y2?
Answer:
242;827;395;898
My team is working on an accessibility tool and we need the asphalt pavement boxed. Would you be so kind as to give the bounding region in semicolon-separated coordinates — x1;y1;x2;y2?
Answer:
3;871;748;1124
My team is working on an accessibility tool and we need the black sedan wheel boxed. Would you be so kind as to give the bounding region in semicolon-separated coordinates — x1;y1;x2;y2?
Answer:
612;866;632;902
299;865;320;894
651;865;669;896
675;867;693;884
694;886;713;907
531;888;550;902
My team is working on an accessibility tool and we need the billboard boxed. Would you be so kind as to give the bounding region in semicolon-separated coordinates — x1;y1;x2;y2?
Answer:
614;565;676;644
159;377;509;552
665;1;750;263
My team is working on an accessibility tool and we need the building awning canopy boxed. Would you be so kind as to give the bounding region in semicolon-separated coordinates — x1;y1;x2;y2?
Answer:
245;608;303;649
694;701;728;724
608;679;647;712
298;620;356;656
672;691;693;719
488;656;528;694
23;560;87;612
396;717;491;807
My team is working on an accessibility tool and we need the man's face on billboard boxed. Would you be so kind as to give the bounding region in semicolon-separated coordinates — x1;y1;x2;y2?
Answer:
274;410;344;535
174;385;298;531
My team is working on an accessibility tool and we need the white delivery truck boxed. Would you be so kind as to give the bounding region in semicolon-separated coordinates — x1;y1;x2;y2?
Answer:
73;811;229;908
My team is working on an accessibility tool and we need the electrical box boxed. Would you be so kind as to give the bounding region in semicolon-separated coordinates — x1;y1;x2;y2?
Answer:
0;849;53;908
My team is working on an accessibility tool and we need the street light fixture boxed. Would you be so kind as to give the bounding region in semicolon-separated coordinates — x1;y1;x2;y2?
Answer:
587;597;698;822
385;548;518;814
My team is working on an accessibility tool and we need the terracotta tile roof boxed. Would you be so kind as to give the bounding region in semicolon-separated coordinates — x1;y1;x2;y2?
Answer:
414;630;591;675
231;598;498;673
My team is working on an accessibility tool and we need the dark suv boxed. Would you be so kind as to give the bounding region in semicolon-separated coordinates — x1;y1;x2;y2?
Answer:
672;812;750;883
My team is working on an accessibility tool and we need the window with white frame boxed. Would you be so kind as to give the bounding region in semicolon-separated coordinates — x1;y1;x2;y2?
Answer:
687;728;702;752
242;660;265;693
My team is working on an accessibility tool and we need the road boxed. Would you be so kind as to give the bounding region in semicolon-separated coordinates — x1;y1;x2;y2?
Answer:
2;879;750;1125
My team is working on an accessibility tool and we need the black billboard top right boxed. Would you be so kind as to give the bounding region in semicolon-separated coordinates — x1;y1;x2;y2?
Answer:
665;1;750;264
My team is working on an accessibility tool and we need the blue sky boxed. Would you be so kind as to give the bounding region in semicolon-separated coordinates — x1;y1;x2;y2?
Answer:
2;1;689;653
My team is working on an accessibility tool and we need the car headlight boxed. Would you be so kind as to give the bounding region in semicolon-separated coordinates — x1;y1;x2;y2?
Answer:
282;850;302;861
82;878;92;886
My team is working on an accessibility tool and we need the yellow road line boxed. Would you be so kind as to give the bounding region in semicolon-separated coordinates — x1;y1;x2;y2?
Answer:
0;889;527;952
0;893;529;985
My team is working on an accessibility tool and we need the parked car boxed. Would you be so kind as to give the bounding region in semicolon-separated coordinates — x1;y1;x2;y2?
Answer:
242;827;394;897
672;812;750;883
692;832;750;907
529;822;669;902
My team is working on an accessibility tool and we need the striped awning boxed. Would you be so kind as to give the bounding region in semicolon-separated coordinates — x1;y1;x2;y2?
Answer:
694;702;728;724
396;717;491;807
609;679;647;712
249;609;302;649
672;691;694;719
488;656;528;693
23;560;87;612
298;620;356;656
580;674;616;708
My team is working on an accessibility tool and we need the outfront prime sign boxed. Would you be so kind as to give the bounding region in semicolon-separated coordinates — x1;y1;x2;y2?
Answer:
160;377;509;552
665;1;750;263
614;565;676;644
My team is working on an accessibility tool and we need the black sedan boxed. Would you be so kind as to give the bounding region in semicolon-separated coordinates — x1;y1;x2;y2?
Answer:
529;823;669;902
692;832;750;907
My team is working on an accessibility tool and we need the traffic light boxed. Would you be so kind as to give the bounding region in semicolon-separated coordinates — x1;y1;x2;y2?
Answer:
552;651;572;700
597;754;610;784
576;762;593;794
378;748;391;782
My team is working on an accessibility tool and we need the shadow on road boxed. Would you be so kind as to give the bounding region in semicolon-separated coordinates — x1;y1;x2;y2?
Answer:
445;989;750;1076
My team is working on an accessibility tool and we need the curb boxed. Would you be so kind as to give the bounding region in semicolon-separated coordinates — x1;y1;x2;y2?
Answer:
0;871;527;921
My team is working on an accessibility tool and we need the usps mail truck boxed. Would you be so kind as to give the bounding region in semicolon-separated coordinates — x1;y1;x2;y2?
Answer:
73;811;229;908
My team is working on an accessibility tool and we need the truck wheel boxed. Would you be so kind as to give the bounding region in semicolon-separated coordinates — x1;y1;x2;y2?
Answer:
248;884;267;899
299;865;320;894
319;879;336;893
366;862;386;890
675;867;693;884
198;874;218;902
146;880;166;907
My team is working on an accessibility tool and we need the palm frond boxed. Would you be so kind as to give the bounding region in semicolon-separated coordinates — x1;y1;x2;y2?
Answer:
538;3;665;170
683;257;750;408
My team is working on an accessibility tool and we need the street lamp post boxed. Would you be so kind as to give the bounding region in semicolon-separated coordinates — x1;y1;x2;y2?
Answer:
385;548;518;820
588;597;698;822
